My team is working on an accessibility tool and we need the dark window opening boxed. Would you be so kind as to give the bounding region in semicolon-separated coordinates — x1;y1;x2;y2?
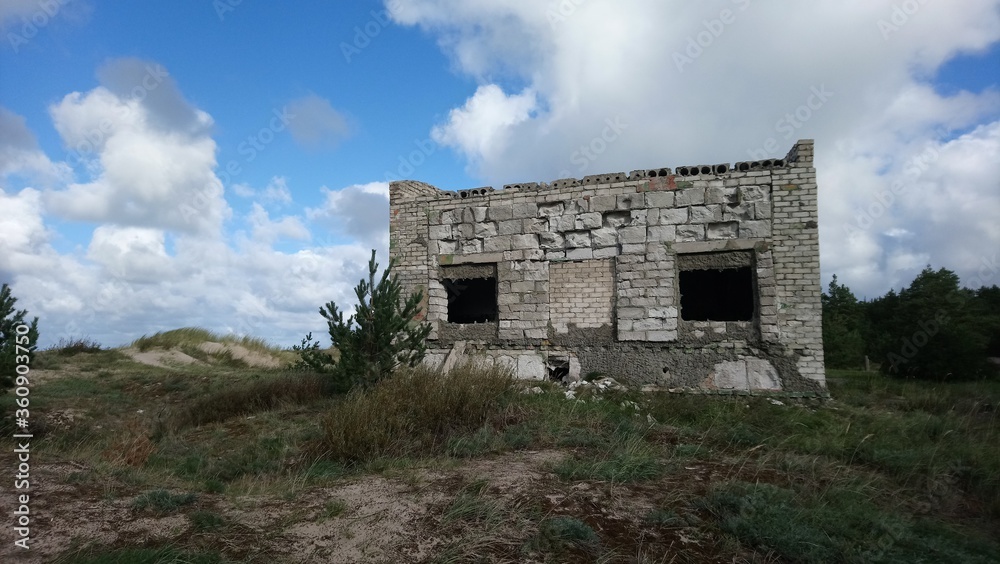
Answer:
679;267;754;321
445;277;497;323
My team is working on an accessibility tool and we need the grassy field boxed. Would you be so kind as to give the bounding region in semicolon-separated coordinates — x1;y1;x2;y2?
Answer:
2;341;998;563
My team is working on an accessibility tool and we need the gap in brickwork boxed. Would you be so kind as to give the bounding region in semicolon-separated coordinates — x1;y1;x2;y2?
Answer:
444;277;498;323
679;267;754;321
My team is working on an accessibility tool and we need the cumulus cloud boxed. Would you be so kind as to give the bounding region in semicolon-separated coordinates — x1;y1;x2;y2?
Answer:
45;58;229;235
244;203;310;244
307;181;390;250
390;0;1000;295
1;59;385;349
285;93;351;148
0;107;71;185
231;176;293;205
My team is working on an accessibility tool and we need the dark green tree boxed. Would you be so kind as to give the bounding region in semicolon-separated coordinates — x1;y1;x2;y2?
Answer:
821;275;866;368
305;250;431;391
877;267;989;380
1;283;40;392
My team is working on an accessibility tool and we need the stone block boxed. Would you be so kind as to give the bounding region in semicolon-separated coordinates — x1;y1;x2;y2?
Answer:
564;231;592;248
576;212;602;230
517;354;546;380
511;234;539;250
457;223;475;239
524;218;549;234
746;358;782;390
659;208;688;224
483;235;512;252
593;246;618;258
553;215;577;232
689;205;722;223
538;202;564;216
591;194;618;212
474;222;498;237
429;225;452;239
646;192;675;208
677;225;705;241
620;226;647;244
441;209;463;224
709;360;748;390
488;205;513;221
462;207;486;222
592;227;618;248
648;225;676;242
740;220;771;238
706;222;738;239
498;219;522;235
512;203;537;219
675;187;706;206
566;248;594;260
460;239;483;253
538;231;564;249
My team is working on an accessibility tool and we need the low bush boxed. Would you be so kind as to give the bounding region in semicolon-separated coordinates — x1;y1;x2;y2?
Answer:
315;363;516;464
163;374;325;433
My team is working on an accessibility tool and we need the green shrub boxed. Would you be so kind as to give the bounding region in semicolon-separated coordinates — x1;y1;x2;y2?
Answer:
0;282;39;393
303;250;431;392
316;363;516;464
528;516;600;554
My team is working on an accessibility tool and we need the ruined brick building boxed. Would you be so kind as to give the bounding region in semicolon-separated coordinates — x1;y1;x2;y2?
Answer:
389;139;826;395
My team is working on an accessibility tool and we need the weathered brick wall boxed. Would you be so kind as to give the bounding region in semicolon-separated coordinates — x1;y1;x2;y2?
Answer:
388;140;826;395
550;259;615;334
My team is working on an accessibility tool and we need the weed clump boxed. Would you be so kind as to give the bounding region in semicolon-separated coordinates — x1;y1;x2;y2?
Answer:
315;363;516;464
131;489;197;514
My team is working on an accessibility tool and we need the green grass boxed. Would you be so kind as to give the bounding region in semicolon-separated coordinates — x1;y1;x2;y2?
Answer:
131;489;198;514
314;362;518;465
699;481;1000;563
553;434;663;482
130;327;281;355
189;510;226;531
8;342;1000;563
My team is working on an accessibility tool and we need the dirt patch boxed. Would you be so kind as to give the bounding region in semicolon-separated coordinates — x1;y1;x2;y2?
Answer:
122;347;204;368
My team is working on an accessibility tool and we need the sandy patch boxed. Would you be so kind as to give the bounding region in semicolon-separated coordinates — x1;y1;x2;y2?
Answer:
122;347;203;368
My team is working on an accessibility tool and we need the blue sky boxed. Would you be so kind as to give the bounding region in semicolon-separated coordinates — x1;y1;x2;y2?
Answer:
1;0;999;348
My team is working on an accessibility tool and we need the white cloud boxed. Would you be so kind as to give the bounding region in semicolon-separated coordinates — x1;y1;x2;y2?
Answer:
390;0;1000;295
307;181;390;250
45;58;229;235
244;203;310;244
230;176;293;205
285;93;351;148
0;107;71;185
0;59;390;349
431;84;537;169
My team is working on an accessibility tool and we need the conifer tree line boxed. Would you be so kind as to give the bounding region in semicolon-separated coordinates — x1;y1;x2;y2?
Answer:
822;266;1000;379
